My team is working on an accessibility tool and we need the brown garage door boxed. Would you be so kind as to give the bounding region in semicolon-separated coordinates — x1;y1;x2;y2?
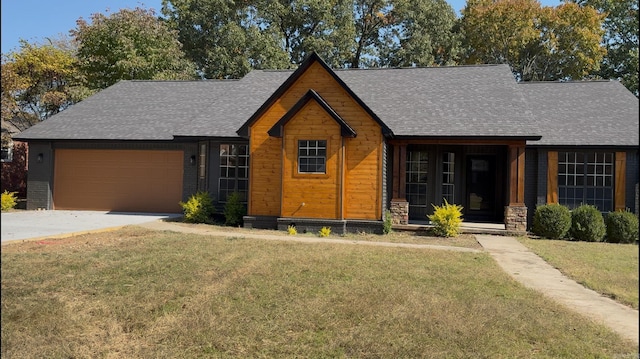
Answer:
54;149;183;213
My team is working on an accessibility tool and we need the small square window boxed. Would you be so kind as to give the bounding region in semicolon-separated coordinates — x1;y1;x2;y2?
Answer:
298;140;327;174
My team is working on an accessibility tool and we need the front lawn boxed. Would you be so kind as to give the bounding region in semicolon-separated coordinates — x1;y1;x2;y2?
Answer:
2;227;636;357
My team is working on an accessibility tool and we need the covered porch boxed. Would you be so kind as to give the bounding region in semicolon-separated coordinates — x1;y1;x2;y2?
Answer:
387;139;531;232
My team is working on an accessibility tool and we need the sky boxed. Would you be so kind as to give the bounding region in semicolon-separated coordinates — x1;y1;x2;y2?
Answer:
1;0;561;55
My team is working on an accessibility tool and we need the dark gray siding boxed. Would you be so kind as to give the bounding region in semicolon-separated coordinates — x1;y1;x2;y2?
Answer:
524;148;539;229
25;142;54;210
625;149;639;213
381;141;389;216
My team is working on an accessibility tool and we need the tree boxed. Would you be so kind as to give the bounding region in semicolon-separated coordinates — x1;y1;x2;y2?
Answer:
378;0;460;67
72;7;198;89
460;0;606;81
571;0;638;95
255;0;356;68
163;0;461;76
1;40;86;131
162;0;292;79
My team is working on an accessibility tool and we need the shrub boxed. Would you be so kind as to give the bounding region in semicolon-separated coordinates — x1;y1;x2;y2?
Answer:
179;191;215;224
223;192;246;227
287;225;297;235
383;210;393;234
1;190;18;211
605;211;639;244
428;199;463;237
570;204;606;242
532;204;571;239
318;227;331;237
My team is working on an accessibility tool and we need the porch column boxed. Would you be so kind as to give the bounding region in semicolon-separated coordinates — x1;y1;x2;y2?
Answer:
390;144;408;224
505;144;527;232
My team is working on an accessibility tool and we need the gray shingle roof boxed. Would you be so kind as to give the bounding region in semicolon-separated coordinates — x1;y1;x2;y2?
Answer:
15;62;639;147
518;80;639;146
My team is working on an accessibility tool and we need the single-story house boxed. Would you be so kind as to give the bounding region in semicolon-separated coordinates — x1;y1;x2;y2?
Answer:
14;53;639;233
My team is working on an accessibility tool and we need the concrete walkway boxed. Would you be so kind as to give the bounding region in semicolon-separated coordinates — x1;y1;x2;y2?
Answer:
476;234;639;345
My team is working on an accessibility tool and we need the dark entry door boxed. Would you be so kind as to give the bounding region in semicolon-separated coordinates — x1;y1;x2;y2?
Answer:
466;155;498;221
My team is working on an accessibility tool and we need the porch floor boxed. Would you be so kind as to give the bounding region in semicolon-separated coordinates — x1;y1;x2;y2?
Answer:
393;221;527;237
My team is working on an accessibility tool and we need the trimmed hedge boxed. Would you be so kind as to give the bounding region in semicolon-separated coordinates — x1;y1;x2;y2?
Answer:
532;204;571;239
570;204;605;242
605;211;639;244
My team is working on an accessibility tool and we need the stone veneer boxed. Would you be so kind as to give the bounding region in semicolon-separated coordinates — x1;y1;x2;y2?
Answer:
504;205;527;232
390;199;409;225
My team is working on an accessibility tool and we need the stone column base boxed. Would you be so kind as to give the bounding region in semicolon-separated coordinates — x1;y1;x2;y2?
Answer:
504;205;527;232
390;199;409;225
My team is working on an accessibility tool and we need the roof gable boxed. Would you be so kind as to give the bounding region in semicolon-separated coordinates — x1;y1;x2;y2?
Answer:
267;89;357;138
236;52;392;138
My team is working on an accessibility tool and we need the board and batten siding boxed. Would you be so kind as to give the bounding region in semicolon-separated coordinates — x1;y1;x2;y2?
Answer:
248;61;384;220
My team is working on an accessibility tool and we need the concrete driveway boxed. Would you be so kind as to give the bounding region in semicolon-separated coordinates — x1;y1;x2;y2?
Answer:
1;210;182;243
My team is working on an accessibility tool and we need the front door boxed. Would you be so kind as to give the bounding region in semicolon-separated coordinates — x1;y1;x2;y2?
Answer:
465;155;498;221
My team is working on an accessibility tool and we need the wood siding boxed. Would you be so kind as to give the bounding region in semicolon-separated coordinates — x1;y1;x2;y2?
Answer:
546;151;558;204
249;61;383;220
615;151;626;210
282;101;341;218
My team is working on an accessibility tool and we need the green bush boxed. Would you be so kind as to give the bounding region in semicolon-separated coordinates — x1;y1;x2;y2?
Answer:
532;203;571;239
179;191;215;224
570;204;606;242
223;192;246;227
428;199;463;237
1;190;18;211
383;210;393;234
605;211;639;244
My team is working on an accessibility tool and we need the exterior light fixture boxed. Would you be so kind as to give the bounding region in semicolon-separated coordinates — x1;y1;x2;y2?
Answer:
190;155;196;165
37;153;44;163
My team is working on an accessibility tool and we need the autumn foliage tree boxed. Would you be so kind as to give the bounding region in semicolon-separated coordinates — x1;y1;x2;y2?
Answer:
1;41;85;130
460;0;606;81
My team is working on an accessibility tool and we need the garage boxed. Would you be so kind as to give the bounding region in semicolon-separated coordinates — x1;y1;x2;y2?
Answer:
53;149;184;213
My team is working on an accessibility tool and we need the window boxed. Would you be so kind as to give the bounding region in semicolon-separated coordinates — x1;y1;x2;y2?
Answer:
406;151;429;211
558;152;613;211
1;143;13;163
441;152;455;204
298;140;326;173
219;144;249;203
198;143;206;180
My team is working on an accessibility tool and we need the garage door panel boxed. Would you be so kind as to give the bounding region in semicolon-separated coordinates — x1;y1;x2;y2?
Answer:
54;149;183;213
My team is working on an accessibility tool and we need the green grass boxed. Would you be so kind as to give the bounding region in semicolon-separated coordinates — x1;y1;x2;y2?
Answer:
519;237;639;309
2;227;637;358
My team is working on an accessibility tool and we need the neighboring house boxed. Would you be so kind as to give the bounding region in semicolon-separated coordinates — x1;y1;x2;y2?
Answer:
1;118;28;198
14;53;639;233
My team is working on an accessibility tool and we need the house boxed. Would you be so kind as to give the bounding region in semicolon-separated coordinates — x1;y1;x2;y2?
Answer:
14;53;639;233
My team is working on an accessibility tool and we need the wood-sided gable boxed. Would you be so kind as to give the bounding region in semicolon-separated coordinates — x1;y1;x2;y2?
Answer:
236;52;392;138
268;89;357;138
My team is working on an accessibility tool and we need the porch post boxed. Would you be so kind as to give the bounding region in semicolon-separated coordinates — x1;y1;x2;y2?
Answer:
390;144;409;225
505;144;527;232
